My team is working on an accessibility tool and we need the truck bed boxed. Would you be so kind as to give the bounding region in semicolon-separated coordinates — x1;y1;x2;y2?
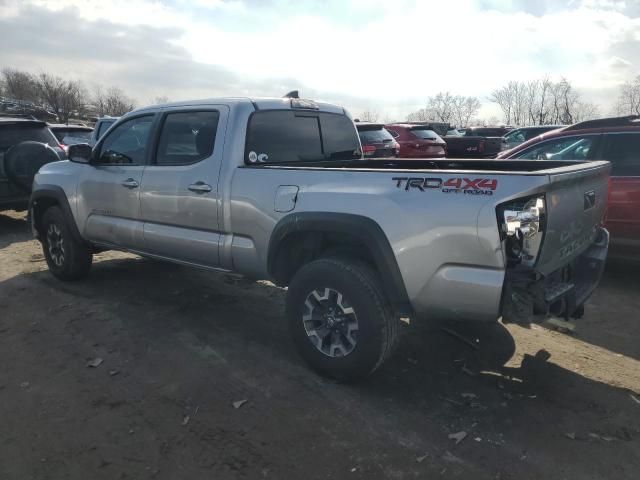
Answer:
243;158;609;174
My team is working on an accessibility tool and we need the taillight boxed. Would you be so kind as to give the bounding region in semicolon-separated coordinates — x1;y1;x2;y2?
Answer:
498;196;546;267
59;143;69;154
362;145;376;156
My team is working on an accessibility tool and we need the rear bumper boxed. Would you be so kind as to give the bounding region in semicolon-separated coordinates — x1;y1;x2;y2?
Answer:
502;227;609;324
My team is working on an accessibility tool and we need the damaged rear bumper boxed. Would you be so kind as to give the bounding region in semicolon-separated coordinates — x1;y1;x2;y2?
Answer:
501;227;609;324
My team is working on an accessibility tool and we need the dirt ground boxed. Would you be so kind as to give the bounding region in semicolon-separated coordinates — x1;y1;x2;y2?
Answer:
1;210;639;480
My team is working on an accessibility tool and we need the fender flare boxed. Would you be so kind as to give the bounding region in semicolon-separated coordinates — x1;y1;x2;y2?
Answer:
268;212;410;310
29;185;85;244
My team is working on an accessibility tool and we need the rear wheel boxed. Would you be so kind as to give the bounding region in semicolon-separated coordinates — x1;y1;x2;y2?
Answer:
41;206;92;281
286;257;399;381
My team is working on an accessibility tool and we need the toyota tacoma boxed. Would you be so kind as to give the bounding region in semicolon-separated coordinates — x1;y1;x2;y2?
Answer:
30;96;610;380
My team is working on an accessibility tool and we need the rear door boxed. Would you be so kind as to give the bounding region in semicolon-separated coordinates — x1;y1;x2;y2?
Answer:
138;106;228;267
600;132;640;248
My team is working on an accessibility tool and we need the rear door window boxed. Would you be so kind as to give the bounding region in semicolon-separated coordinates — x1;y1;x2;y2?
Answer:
245;111;360;164
602;133;640;176
156;111;220;165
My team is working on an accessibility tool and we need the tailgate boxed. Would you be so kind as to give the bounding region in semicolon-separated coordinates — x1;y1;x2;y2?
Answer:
535;162;610;275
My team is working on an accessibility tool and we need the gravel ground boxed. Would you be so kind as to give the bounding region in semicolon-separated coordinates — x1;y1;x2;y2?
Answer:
1;210;639;480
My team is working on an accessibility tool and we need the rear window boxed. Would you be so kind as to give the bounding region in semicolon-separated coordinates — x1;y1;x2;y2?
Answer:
0;123;58;151
410;128;441;140
53;129;93;144
358;126;394;144
245;111;360;164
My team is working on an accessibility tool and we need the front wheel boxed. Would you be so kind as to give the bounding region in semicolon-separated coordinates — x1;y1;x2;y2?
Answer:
286;257;399;381
41;206;92;281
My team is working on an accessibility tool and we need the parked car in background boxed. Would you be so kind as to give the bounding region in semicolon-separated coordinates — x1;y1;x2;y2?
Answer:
499;115;640;256
501;125;562;151
444;126;513;158
89;116;119;146
1;117;64;211
49;124;94;153
355;122;399;157
384;123;447;158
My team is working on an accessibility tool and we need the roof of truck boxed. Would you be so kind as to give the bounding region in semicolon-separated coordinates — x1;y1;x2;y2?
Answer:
133;97;346;115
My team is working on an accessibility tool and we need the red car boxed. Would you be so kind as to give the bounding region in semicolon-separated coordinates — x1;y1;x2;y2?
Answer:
384;123;447;158
498;115;640;256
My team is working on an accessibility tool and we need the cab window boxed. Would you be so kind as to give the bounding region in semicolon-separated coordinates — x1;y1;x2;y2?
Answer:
96;116;154;165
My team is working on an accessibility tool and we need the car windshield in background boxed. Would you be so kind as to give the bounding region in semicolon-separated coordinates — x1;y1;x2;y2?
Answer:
410;128;440;140
53;129;93;145
245;111;360;163
358;127;394;144
0;124;58;151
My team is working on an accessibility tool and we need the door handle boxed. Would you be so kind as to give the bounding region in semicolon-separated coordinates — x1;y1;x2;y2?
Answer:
121;178;139;189
188;182;213;193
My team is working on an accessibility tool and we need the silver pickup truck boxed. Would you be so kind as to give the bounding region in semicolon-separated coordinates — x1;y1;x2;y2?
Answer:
29;96;610;380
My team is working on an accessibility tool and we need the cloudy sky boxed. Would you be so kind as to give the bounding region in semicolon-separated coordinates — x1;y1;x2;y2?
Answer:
0;0;639;119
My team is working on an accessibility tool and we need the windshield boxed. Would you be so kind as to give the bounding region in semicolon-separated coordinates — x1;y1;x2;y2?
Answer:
0;124;59;151
53;129;93;145
358;127;394;144
410;128;441;141
245;110;361;163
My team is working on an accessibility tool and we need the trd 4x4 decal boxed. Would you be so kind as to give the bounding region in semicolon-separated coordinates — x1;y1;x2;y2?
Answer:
392;177;498;196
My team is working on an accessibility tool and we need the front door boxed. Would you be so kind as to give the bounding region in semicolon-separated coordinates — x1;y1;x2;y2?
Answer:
601;132;640;249
77;114;155;249
139;107;227;267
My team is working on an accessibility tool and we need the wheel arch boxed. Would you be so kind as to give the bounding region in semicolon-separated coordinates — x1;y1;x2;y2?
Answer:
30;185;84;244
267;212;411;313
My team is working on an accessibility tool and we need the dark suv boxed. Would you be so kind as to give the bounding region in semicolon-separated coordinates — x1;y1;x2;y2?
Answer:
355;122;399;157
499;115;640;256
0;118;64;211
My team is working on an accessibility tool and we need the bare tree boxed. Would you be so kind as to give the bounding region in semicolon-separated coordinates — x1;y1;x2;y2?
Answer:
615;75;640;116
154;95;169;104
491;77;599;126
406;108;432;122
2;68;40;104
426;92;455;123
452;96;481;127
93;86;135;116
36;73;86;123
358;109;379;122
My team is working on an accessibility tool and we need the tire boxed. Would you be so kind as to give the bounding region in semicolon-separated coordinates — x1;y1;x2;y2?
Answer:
41;206;92;281
286;257;399;381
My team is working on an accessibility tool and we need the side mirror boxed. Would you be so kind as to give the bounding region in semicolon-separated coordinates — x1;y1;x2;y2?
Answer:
68;143;93;164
